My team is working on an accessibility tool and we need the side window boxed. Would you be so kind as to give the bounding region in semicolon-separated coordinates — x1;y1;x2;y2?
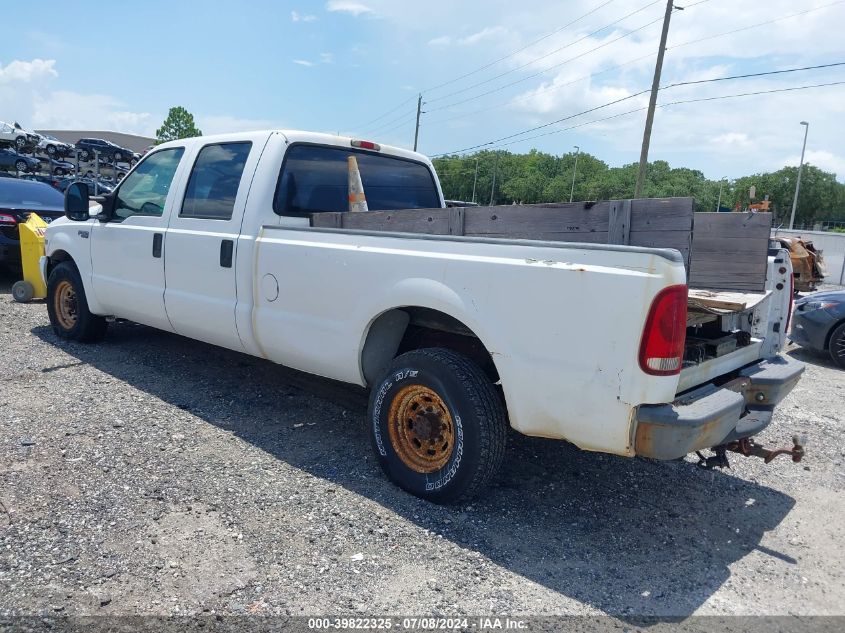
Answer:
273;144;440;217
180;142;252;220
113;147;184;220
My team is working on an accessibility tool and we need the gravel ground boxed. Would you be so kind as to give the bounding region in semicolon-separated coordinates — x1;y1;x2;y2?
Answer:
1;270;843;620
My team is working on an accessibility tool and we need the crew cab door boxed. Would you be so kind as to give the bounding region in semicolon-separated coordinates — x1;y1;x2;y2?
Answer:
163;140;256;351
89;146;185;330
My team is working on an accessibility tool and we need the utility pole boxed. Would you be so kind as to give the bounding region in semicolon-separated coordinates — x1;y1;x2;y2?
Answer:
413;93;422;152
489;152;499;205
569;145;580;203
788;120;809;230
471;157;479;203
634;0;676;198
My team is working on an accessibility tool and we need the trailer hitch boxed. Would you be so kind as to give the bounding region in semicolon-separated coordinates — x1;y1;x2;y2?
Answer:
696;434;806;469
725;434;806;464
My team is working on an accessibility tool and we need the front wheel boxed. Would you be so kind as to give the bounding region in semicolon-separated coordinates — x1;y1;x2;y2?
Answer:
829;322;845;369
15;160;27;172
46;262;107;342
367;348;507;504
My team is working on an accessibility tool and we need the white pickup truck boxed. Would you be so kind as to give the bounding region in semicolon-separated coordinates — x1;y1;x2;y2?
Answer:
42;130;805;502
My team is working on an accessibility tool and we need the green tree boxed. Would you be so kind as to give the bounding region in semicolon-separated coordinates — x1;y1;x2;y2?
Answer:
155;106;202;144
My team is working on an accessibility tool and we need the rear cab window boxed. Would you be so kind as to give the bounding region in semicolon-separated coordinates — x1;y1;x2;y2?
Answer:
274;144;440;217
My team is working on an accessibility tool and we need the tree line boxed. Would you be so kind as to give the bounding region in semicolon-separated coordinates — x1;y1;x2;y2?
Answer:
432;150;845;227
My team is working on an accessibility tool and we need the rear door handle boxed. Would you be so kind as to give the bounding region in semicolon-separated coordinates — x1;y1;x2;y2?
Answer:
220;239;234;268
152;233;163;258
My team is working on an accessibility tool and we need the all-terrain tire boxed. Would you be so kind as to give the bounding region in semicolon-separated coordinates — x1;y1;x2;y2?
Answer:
367;347;507;504
46;261;108;342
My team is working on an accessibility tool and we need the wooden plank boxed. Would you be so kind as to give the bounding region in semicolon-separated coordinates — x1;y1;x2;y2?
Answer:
688;212;772;292
311;212;343;228
463;202;614;237
448;206;466;236
607;199;631;245
688;288;767;311
630;197;695;231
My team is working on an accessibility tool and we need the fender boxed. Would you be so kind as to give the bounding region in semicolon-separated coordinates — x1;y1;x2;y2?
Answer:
44;218;105;315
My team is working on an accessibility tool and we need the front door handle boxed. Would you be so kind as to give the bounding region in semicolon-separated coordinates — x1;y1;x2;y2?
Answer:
220;239;234;268
152;233;163;258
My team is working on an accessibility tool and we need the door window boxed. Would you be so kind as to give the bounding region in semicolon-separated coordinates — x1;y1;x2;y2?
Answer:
180;142;252;220
113;147;184;220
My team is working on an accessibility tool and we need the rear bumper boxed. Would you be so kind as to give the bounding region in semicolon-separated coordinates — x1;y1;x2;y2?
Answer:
634;355;804;460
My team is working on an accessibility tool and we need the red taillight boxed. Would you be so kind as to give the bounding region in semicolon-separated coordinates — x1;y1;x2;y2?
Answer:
351;139;381;151
639;284;688;376
0;213;18;225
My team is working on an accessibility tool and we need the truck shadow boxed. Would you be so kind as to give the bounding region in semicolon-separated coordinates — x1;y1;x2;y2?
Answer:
31;320;796;620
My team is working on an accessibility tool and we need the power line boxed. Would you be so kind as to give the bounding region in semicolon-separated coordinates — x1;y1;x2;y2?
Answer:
669;0;845;49
422;0;620;94
425;54;655;128
351;95;417;131
430;65;845;156
426;0;663;106
361;107;418;136
351;0;624;131
489;80;845;152
426;15;665;114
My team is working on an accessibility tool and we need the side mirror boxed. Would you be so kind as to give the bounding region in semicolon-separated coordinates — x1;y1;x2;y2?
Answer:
64;182;90;221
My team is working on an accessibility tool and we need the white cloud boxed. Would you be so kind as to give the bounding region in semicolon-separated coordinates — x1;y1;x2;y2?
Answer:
0;58;57;83
32;90;152;135
458;26;506;46
292;59;315;67
326;1;373;16
320;52;334;64
291;10;317;22
782;150;845;180
428;35;451;47
196;115;284;135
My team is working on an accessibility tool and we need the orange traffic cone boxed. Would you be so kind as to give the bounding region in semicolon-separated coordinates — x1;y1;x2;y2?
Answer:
347;155;369;213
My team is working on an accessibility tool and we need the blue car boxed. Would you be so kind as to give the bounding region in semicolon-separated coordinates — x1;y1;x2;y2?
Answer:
790;289;845;368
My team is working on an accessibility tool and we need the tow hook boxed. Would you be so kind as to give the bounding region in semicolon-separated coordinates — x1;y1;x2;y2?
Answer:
696;435;806;469
725;434;806;464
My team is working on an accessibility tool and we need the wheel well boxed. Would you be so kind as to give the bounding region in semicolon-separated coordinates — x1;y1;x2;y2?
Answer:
47;250;73;278
360;307;499;386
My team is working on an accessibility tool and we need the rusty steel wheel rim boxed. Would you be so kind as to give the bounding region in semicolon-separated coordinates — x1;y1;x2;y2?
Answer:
54;280;78;330
387;384;455;473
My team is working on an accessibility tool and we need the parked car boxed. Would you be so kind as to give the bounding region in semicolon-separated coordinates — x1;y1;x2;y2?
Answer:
41;157;75;176
771;236;826;293
0;148;41;173
43;131;805;502
0;178;65;267
20;174;62;188
0;121;39;151
790;289;845;368
75;138;135;164
54;177;113;196
37;134;74;158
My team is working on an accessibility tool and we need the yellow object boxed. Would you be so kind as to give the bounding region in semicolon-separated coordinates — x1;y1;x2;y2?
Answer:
13;213;48;302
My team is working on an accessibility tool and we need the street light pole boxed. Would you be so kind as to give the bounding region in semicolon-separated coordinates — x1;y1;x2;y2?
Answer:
471;157;479;203
569;145;580;203
715;176;726;212
788;121;809;230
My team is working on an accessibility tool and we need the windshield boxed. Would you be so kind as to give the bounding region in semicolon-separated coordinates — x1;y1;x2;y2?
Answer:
274;144;440;216
0;179;65;209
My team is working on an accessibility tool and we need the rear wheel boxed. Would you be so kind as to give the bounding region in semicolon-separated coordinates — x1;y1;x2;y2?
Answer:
46;144;56;156
367;348;506;503
829;322;845;369
46;262;107;342
15;136;26;150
